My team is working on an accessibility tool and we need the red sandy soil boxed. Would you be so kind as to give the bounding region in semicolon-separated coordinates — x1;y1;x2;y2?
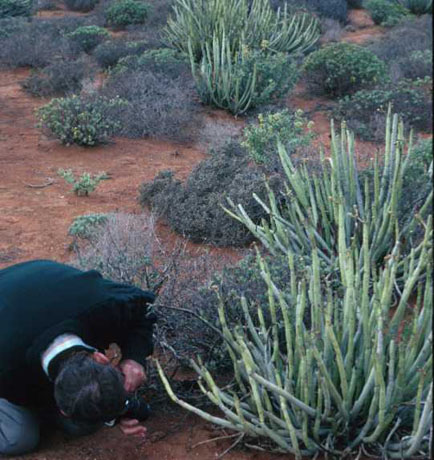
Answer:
0;68;241;268
0;10;391;459
342;9;385;44
10;407;290;460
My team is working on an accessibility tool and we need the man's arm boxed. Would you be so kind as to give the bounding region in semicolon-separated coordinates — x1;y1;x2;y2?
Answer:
118;296;157;366
77;287;157;368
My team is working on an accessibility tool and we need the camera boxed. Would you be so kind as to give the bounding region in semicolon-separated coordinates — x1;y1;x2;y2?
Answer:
122;395;151;421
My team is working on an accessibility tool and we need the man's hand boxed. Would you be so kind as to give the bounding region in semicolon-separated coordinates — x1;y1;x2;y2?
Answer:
119;418;147;438
118;359;146;393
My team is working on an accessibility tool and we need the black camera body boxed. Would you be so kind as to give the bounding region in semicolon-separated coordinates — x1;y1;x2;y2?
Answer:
123;396;151;421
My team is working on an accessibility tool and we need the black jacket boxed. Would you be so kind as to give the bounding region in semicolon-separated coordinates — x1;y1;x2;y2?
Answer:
0;260;156;407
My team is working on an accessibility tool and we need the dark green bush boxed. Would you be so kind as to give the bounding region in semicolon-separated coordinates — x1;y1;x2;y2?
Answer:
303;42;388;97
93;39;148;69
21;58;88;96
365;0;409;26
66;25;109;53
105;0;149;28
113;48;189;79
335;79;432;140
398;0;432;14
64;0;97;11
305;0;348;21
36;0;58;10
347;0;364;7
139;142;283;246
37;95;127;146
0;0;33;17
283;0;348;22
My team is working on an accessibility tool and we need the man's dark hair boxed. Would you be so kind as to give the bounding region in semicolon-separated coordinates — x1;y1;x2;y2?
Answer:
54;352;127;422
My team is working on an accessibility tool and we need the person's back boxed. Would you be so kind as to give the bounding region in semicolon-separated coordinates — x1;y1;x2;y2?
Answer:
0;259;156;455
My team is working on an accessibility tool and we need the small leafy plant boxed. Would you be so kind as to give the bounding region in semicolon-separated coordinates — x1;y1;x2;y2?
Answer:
58;169;109;196
105;0;149;28
398;0;432;14
66;25;110;53
365;0;409;26
0;0;33;17
242;109;314;164
37;95;127;146
68;213;109;238
303;42;388;97
93;39;148;69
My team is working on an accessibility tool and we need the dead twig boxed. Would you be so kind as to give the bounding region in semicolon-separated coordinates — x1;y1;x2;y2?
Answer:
155;303;224;338
191;432;241;450
23;178;54;188
216;433;245;459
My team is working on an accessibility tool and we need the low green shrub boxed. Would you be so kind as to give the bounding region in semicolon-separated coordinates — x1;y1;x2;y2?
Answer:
58;169;109;196
241;109;314;164
335;79;432;140
66;25;109;53
105;0;149;28
0;0;33;17
64;0;97;12
398;0;432;14
113;48;189;79
365;0;409;26
68;213;109;239
281;0;349;22
191;37;299;115
93;39;148;69
37;95;127;146
303;42;388;97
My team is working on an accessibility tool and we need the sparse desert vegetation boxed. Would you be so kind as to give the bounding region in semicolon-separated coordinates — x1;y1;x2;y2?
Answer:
0;0;432;458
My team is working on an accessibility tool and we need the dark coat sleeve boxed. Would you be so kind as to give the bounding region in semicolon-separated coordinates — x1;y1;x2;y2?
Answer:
77;283;157;367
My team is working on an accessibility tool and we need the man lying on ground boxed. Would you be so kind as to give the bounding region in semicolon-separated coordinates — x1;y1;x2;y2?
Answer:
0;259;157;456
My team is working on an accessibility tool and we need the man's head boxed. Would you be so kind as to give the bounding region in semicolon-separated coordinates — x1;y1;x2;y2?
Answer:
54;351;127;423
